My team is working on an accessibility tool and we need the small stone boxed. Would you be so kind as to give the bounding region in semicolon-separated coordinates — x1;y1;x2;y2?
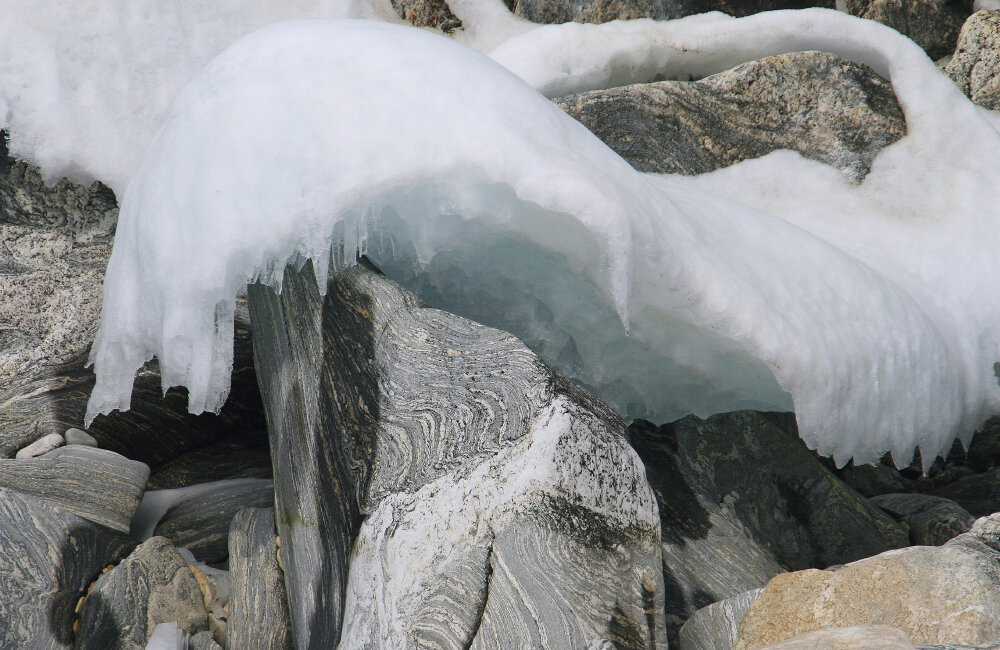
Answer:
870;493;975;545
15;433;65;458
64;427;98;447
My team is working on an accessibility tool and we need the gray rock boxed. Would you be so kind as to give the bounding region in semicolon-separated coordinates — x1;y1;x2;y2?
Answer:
190;630;224;650
0;486;134;649
64;427;98;447
964;415;1000;472
843;0;974;60
947;11;1000;110
248;260;666;648
629;420;783;643
146;435;272;490
391;0;462;32
0;446;148;533
154;480;275;564
76;536;209;649
227;507;294;650
870;493;976;545
506;0;832;25
556;51;905;183
638;411;908;572
14;432;65;458
930;468;1000;517
756;626;918;649
678;587;763;650
837;460;914;497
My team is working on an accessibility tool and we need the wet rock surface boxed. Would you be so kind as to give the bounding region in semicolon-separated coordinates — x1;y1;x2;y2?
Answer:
557;51;906;182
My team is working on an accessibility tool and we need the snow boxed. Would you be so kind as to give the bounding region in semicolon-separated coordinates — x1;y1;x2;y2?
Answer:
2;5;998;467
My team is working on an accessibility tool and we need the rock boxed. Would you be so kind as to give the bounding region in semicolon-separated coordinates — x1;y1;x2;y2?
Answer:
15;432;65;458
930;468;1000;516
64;427;99;447
636;411;908;572
629;420;783;643
964;414;1000;473
0;134;268;461
556;51;905;183
0;486;134;648
146;434;272;490
678;588;763;650
757;625;917;649
843;0;974;60
76;536;210;649
227;507;294;650
837;460;914;497
870;493;975;545
153;480;275;564
733;513;1000;648
0;446;149;533
391;0;462;32
506;0;833;25
248;260;666;648
190;630;224;650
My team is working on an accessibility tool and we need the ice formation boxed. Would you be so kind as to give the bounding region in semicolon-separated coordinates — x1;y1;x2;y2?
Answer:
2;4;998;466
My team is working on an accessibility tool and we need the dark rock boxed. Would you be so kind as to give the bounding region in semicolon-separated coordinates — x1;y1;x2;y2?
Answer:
76;536;210;649
946;10;1000;110
154;480;275;564
870;493;976;545
391;0;462;32
228;507;293;650
677;587;762;650
629;419;783;643
964;415;1000;472
556;51;905;182
248;261;665;648
641;411;908;571
930;468;1000;517
0;486;134;649
844;0;974;60
146;434;272;490
0;446;148;533
838;460;915;497
506;0;832;25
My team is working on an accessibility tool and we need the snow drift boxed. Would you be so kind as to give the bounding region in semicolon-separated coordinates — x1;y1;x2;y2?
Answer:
76;11;1000;467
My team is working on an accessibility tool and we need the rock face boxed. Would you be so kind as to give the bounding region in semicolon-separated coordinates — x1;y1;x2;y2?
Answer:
843;0;974;60
0;446;149;533
506;0;832;24
870;493;975;545
946;10;1000;110
248;260;665;648
635;411;908;572
629;420;784;643
929;468;1000;517
146;434;272;490
556;51;905;182
734;513;1000;648
76;536;210;649
228;507;293;650
154;480;275;564
0;486;134;649
678;588;763;650
758;625;917;649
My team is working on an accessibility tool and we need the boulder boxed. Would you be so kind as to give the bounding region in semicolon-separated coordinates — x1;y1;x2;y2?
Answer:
757;625;917;649
636;411;908;572
154;480;275;564
76;536;210;649
0;446;149;533
733;513;1000;648
64;427;99;447
506;0;833;25
248;260;666;648
963;414;1000;473
227;507;293;650
629;420;783;643
837;460;914;497
870;493;975;545
843;0;974;60
930;468;1000;517
678;588;763;650
391;0;462;32
0;486;134;648
556;51;905;183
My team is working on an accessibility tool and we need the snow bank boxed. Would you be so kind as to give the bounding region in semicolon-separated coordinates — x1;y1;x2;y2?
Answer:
80;12;1000;467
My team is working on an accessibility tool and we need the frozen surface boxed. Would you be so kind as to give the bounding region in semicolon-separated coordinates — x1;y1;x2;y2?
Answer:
75;12;1000;467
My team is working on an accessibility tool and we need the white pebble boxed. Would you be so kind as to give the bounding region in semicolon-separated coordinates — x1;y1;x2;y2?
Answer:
15;433;66;459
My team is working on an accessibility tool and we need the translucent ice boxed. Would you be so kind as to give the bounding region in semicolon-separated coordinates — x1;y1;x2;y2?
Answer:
78;12;1000;467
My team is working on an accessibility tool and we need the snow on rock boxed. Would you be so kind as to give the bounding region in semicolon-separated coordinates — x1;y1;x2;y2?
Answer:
81;12;1000;467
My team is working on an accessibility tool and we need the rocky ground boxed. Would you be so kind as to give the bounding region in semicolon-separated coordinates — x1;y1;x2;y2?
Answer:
2;3;1000;650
